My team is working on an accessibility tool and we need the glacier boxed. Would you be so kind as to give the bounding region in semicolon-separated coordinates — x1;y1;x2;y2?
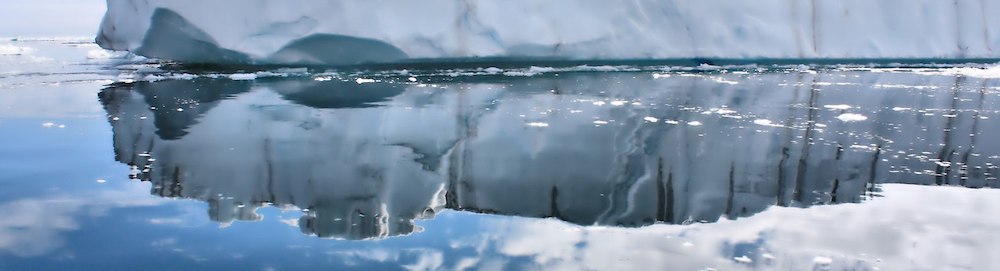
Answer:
97;0;1000;66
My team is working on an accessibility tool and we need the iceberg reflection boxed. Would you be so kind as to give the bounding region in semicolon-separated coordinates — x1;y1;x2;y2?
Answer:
98;69;1000;239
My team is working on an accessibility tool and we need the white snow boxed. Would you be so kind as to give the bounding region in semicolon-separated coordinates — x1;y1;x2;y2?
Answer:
98;0;1000;65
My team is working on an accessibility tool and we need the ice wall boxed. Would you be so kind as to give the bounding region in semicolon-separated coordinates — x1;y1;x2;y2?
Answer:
98;69;1000;238
97;0;1000;65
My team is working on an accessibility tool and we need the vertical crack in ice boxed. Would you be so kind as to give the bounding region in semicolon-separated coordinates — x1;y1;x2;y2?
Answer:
794;76;820;203
867;144;882;198
810;0;820;55
936;77;963;185
789;0;804;58
959;82;987;186
954;0;967;58
981;0;994;52
724;162;735;218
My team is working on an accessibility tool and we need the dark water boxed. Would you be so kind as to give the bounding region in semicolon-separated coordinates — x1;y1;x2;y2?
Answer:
2;40;1000;270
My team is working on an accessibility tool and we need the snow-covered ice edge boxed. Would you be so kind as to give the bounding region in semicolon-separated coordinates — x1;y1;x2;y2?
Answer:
98;0;1000;66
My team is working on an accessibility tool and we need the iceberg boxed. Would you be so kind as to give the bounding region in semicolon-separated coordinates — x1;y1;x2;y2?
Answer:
97;0;1000;66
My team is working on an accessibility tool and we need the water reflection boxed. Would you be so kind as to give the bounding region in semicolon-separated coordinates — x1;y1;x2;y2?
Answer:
98;70;1000;239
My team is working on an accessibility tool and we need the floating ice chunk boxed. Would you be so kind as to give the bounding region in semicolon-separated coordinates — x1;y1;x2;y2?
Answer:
688;121;703;126
733;256;753;264
228;73;257;81
824;104;853;110
914;65;1000;79
87;50;114;59
355;78;376;84
527;66;557;74
892;107;911;111
813;256;833;265
836;113;868;122
644;117;659;123
753;119;773;126
850;145;878;152
526;122;549;128
0;44;32;55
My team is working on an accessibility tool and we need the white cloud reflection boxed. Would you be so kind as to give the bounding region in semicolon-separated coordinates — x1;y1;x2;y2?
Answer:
319;184;1000;271
478;184;1000;270
0;183;166;257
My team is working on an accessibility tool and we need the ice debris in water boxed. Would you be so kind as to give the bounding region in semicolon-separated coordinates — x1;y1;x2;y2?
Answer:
913;65;1000;79
754;119;774;126
836;113;868;122
41;122;65;128
813;256;834;265
0;44;32;55
824;104;853;110
87;50;115;59
483;67;503;74
228;73;257;80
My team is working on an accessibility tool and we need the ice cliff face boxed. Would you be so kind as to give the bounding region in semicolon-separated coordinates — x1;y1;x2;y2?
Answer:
97;0;1000;65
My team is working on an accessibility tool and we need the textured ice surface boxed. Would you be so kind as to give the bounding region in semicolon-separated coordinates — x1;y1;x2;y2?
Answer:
98;0;1000;65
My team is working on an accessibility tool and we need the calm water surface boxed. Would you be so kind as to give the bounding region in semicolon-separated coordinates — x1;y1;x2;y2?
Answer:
1;39;999;271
